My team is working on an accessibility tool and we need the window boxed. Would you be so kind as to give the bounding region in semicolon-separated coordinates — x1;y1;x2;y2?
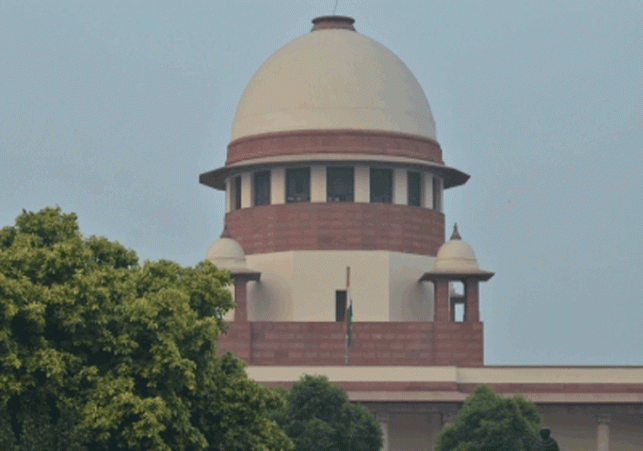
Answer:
450;281;465;322
286;168;310;203
370;168;393;203
327;167;354;202
432;177;442;211
231;176;241;210
336;290;347;321
253;170;270;206
407;171;421;207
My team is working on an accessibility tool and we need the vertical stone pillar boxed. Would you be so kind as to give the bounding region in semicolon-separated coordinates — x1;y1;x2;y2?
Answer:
376;412;390;451
597;414;610;451
434;280;450;322
464;278;479;322
441;411;456;427
233;278;248;322
428;412;444;451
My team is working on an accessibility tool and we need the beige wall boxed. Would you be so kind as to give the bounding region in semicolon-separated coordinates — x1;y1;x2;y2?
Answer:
270;167;285;205
246;251;294;320
539;408;643;451
458;366;643;384
245;250;435;322
225;177;231;213
541;410;598;451
389;413;434;451
355;165;369;202
310;165;326;202
423;172;433;209
394;168;407;205
389;252;435;321
240;172;252;208
611;414;643;451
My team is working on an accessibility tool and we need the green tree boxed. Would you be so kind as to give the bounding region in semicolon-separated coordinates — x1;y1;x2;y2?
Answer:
276;374;382;451
434;384;542;451
0;207;293;451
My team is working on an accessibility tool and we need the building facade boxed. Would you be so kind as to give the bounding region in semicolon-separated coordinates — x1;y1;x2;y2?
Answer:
201;16;643;451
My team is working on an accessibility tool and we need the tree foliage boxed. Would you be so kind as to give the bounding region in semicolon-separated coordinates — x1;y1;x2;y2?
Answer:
434;384;542;451
0;207;293;450
275;374;382;451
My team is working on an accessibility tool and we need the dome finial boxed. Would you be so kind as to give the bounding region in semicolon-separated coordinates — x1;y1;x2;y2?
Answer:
311;15;356;32
450;223;461;240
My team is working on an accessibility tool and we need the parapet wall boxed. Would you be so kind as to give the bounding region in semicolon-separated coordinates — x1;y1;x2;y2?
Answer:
217;320;483;367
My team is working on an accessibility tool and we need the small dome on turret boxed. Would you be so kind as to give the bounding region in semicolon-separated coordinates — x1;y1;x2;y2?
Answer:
433;224;481;273
206;227;251;273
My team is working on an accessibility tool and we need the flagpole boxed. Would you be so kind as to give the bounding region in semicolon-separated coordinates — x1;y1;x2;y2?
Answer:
345;266;351;365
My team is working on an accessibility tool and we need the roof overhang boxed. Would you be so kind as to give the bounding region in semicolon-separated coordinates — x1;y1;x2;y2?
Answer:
420;271;495;282
200;153;469;191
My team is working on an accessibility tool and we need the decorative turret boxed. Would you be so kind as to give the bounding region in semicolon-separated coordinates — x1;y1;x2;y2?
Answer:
206;226;260;279
420;224;493;323
206;227;259;323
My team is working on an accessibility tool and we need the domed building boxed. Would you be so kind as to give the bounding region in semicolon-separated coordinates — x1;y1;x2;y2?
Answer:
201;16;643;451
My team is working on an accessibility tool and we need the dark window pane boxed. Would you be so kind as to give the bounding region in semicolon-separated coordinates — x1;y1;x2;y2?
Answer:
233;176;241;210
286;168;310;203
327;167;354;202
370;168;393;203
336;290;347;322
407;171;421;207
254;171;271;206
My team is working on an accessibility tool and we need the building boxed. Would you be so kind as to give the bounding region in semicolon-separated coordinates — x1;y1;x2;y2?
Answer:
200;16;643;451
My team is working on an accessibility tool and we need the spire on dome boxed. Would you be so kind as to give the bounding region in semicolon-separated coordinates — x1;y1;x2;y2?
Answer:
220;225;232;239
450;223;461;240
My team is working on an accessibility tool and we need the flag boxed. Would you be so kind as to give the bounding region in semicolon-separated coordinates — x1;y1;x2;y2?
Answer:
346;266;353;349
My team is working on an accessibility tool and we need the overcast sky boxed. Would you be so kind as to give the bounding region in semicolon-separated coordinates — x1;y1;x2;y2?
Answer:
2;1;642;366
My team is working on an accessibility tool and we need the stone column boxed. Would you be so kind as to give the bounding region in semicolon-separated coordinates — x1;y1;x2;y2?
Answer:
464;278;479;322
233;278;248;322
428;412;444;450
376;412;390;451
433;280;450;322
597;414;610;451
441;411;456;426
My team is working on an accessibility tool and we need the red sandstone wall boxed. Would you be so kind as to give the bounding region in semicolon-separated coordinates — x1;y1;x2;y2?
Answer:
261;380;460;392
226;202;444;256
217;321;483;367
458;383;643;394
226;130;443;165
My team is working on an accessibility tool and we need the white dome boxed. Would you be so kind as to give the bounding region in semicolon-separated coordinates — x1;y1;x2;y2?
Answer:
230;19;436;142
206;236;248;273
432;225;481;273
434;240;480;273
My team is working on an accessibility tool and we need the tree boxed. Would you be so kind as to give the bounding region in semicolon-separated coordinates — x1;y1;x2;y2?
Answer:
0;207;293;451
434;384;542;451
275;374;382;451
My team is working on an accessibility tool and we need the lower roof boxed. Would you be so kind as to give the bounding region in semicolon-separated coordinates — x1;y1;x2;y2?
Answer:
246;365;643;404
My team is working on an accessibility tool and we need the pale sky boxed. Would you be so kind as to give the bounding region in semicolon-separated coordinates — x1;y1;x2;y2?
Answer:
2;1;642;366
